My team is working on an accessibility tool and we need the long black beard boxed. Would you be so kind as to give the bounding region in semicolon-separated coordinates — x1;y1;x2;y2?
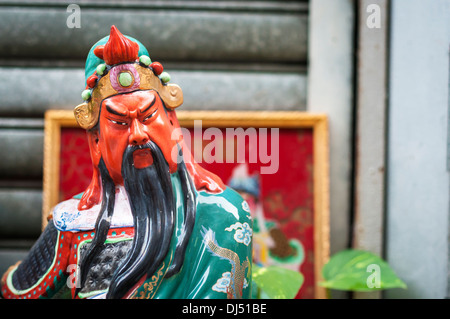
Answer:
76;141;196;299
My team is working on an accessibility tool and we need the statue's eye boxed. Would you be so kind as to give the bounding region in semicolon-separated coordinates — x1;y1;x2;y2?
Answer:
109;119;128;126
143;109;158;122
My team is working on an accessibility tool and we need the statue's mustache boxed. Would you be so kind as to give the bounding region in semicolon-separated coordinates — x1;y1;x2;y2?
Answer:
129;142;152;151
127;142;156;169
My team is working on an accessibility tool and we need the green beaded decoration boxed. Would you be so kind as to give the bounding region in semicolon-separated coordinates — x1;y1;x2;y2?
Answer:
159;72;171;83
139;55;152;66
96;63;106;76
118;72;133;87
81;89;91;101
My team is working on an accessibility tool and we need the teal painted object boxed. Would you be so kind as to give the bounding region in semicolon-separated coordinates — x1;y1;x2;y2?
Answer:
131;173;253;299
72;192;83;199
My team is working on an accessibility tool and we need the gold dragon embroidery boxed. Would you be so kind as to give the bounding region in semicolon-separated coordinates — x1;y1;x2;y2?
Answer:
129;262;165;299
129;252;174;299
202;227;250;299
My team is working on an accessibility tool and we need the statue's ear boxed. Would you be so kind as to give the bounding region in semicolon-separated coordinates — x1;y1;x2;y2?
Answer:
87;130;101;166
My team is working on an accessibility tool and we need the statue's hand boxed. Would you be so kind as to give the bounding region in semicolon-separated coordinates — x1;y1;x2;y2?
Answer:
185;160;225;193
78;169;102;210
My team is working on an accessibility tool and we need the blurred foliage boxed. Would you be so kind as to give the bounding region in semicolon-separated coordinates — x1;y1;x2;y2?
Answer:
252;265;304;299
319;249;407;292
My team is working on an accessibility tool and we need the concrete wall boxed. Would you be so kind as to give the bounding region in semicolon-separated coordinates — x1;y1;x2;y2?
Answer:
308;0;355;256
386;0;450;299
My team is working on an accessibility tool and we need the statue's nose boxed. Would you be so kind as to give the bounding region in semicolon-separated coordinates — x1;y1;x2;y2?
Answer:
129;119;149;145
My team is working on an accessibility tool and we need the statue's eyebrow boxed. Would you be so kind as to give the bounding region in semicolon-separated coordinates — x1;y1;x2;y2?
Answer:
139;96;157;114
106;104;127;116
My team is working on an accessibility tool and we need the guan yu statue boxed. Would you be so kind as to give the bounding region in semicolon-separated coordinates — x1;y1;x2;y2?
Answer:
0;26;253;299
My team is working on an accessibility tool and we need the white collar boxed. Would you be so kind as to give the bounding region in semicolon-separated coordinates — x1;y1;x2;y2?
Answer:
52;185;134;232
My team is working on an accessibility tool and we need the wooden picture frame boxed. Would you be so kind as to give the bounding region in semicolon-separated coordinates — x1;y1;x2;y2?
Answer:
42;110;330;299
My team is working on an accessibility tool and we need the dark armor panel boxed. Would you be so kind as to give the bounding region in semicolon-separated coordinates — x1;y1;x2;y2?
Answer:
12;222;58;290
79;240;132;294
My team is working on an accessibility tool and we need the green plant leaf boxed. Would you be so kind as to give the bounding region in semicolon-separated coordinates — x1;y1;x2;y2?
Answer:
252;265;304;299
320;249;407;292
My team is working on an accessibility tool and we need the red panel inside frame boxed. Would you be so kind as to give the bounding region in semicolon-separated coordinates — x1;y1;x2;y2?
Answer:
59;126;315;299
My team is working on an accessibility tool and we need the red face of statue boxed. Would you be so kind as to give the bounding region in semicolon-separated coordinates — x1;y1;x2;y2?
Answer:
95;90;178;185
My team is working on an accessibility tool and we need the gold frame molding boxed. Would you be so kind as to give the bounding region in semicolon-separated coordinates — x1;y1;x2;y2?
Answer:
42;109;330;299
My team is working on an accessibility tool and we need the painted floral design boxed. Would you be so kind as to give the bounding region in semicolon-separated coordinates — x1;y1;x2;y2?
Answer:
54;210;81;231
